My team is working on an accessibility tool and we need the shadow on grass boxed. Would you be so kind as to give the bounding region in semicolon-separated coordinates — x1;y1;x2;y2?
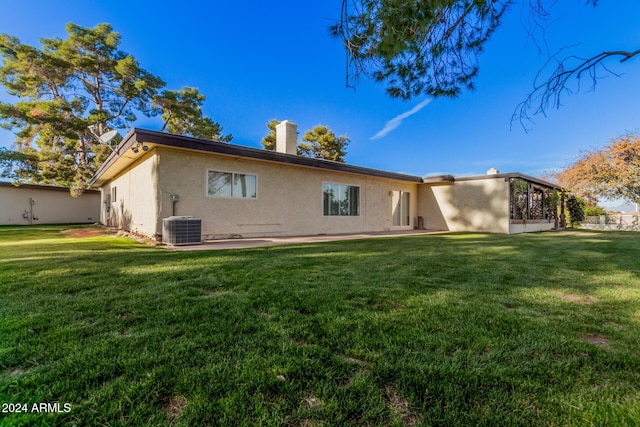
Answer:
2;227;640;426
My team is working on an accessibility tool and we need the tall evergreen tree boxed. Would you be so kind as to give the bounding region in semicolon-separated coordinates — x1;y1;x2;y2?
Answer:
260;121;349;163
153;87;232;142
299;125;349;163
0;23;230;193
260;119;280;151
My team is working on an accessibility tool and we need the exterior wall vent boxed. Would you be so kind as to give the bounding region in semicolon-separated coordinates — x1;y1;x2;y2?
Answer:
162;216;202;245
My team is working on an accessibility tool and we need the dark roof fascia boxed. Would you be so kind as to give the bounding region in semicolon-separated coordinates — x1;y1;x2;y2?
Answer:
90;127;138;185
422;174;455;184
0;181;100;193
453;172;563;190
92;128;423;184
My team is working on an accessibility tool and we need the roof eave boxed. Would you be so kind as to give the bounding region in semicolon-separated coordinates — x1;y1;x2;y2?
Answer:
453;172;564;190
90;128;424;186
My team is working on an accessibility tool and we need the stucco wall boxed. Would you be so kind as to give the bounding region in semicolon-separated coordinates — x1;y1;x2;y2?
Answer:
0;184;100;225
418;178;510;234
153;148;419;239
99;152;160;236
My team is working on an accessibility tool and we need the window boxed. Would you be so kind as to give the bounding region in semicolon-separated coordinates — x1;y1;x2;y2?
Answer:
392;191;410;226
207;170;257;198
323;183;360;216
509;178;555;221
111;186;117;203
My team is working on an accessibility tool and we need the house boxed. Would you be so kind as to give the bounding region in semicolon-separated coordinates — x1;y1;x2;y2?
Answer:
89;122;563;242
0;182;100;225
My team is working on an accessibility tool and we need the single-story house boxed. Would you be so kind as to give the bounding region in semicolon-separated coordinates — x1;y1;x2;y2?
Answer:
89;121;564;242
0;182;100;225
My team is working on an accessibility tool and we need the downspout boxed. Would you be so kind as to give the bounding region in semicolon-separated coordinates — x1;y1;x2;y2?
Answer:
29;198;35;225
171;195;179;216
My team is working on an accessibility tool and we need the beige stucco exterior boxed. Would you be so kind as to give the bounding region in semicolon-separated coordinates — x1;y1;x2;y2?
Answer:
100;147;419;239
92;129;563;240
418;177;511;234
101;152;160;234
417;176;557;234
0;183;100;225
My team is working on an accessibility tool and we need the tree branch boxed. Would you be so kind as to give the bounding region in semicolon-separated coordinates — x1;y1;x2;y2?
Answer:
513;48;640;131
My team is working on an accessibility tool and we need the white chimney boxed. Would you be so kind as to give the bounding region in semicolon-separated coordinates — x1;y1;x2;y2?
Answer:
487;167;499;175
275;120;297;155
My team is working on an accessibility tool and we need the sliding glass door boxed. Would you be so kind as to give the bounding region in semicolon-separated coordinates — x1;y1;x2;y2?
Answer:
392;191;410;226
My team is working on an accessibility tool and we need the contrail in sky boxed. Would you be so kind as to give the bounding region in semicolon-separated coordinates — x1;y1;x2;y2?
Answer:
370;98;433;140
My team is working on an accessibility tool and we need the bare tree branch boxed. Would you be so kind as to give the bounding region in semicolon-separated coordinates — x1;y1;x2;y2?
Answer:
332;0;635;131
513;48;640;131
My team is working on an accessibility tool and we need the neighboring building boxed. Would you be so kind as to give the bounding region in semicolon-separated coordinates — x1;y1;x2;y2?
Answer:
0;182;100;225
89;122;563;241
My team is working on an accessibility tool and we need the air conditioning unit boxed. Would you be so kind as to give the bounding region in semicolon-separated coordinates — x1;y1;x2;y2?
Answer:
162;216;202;245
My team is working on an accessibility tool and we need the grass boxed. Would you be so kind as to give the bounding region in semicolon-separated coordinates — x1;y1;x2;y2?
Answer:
1;225;640;426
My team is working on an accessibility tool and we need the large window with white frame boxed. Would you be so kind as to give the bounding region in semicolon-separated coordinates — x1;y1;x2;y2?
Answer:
323;182;360;216
392;191;410;226
207;170;257;198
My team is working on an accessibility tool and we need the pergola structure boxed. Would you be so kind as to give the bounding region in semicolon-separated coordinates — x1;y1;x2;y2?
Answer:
509;177;566;228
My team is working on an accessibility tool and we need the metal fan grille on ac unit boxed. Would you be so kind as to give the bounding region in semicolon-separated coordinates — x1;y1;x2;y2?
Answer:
162;216;202;245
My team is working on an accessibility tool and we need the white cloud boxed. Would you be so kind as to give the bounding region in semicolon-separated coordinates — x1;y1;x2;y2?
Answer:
370;98;433;140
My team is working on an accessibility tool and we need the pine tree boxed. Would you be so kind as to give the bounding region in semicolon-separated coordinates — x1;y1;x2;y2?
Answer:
0;23;230;193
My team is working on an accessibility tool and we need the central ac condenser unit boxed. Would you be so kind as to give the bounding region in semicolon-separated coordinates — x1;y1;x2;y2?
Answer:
162;216;202;245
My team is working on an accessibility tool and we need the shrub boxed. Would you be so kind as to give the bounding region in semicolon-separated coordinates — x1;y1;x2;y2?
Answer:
567;195;586;226
584;205;607;217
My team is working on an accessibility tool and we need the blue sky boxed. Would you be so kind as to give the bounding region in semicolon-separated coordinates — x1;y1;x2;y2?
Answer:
1;1;639;186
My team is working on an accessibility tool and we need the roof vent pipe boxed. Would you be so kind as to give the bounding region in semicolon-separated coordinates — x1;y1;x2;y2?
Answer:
275;120;298;155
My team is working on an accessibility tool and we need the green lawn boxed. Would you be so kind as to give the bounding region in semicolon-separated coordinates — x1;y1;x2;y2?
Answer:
1;225;639;426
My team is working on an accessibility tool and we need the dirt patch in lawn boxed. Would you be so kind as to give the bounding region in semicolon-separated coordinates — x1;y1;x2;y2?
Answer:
336;354;370;367
383;385;422;426
6;368;27;377
584;334;610;349
304;395;323;409
299;420;324;427
560;293;598;305
61;228;109;238
203;289;230;297
163;395;188;422
61;227;162;246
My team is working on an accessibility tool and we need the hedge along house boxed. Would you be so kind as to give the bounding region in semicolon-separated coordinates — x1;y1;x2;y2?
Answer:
89;122;563;241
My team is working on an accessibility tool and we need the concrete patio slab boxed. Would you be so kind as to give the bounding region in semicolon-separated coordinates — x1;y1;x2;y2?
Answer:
165;230;444;251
